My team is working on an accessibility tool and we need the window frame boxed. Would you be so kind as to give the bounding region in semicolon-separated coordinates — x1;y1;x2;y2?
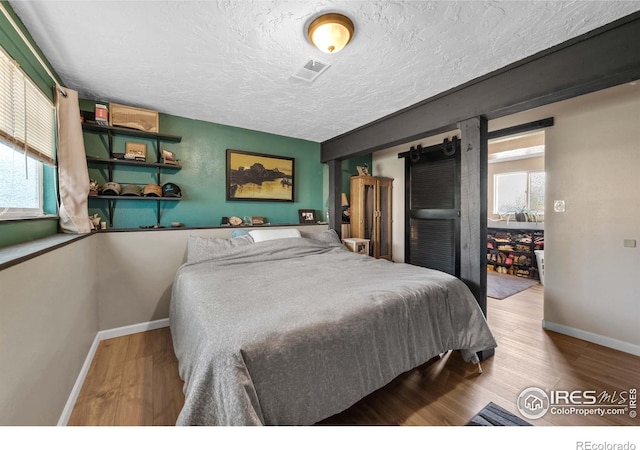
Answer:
493;170;545;216
0;44;55;221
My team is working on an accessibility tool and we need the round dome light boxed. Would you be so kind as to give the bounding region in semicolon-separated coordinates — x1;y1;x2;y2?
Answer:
308;13;354;54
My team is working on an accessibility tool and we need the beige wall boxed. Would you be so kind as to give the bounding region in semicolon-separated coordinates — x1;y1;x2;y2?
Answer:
376;82;639;353
96;225;329;330
490;82;640;352
0;237;98;425
544;85;639;349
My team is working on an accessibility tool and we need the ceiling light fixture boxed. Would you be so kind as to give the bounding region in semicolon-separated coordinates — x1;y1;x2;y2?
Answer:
307;13;354;54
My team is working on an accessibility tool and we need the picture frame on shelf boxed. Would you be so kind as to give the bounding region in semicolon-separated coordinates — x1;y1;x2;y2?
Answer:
298;209;316;224
124;142;147;161
226;149;294;202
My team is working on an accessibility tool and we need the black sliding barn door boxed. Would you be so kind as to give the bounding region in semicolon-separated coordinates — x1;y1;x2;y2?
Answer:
403;139;461;277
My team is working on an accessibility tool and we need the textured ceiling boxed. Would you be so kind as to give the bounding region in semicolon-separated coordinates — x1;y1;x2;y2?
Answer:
10;1;640;143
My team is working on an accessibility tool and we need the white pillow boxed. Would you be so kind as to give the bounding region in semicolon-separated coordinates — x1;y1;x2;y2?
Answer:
249;228;301;243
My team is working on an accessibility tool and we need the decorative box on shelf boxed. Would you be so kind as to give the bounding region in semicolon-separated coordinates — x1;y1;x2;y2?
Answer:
109;102;159;133
343;238;370;256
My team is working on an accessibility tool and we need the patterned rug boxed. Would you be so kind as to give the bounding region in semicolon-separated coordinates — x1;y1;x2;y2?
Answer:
466;402;532;426
487;271;538;299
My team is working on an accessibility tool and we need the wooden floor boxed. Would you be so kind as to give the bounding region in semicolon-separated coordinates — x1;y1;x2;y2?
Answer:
68;283;640;426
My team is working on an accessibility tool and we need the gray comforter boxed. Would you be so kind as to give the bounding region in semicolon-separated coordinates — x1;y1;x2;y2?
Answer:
169;237;496;425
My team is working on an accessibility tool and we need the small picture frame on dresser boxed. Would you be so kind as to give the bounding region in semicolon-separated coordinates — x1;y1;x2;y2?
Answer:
298;209;316;224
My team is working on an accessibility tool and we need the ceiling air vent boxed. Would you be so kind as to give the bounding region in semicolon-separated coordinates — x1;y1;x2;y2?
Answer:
292;59;330;82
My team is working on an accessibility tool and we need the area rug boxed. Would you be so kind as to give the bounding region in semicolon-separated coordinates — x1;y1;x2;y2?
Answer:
487;271;538;300
466;402;532;426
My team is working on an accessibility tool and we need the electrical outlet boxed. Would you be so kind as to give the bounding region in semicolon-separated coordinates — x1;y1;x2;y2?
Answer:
623;239;636;248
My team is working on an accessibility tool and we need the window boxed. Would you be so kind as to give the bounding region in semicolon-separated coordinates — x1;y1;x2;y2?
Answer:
0;142;42;218
494;171;545;215
0;46;55;220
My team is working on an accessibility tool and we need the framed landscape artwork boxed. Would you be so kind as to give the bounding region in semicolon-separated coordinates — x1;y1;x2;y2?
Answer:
226;149;294;202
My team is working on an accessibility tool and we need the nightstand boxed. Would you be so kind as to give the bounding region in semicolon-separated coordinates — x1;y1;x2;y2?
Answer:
342;238;370;256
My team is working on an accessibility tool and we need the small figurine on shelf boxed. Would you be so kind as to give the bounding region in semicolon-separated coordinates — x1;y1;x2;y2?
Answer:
89;179;100;197
89;213;102;230
356;164;370;176
162;149;178;165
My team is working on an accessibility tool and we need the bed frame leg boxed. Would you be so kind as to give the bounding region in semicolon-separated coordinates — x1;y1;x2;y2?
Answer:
476;348;495;361
476;362;483;374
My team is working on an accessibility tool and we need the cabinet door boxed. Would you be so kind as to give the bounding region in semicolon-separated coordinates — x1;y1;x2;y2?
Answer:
376;178;393;260
350;176;377;252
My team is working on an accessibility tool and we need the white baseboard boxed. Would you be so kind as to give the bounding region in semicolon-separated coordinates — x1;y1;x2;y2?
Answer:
542;320;640;357
57;332;101;426
57;318;170;426
97;318;170;341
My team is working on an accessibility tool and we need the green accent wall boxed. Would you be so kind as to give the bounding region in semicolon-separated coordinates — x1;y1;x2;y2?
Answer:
0;2;344;244
81;100;324;229
0;2;59;101
0;2;59;248
42;165;57;214
0;218;58;248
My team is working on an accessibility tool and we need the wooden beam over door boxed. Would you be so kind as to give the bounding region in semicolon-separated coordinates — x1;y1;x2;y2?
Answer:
320;11;640;162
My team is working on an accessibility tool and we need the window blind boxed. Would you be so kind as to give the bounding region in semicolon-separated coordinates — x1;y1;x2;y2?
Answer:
0;46;55;165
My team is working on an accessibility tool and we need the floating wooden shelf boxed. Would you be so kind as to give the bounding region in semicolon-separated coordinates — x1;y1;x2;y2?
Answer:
82;122;181;142
86;156;181;170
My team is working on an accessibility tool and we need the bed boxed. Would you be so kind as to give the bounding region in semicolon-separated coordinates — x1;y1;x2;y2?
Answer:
169;229;497;425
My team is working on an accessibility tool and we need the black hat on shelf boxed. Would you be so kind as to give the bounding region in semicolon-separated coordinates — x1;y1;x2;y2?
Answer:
162;182;182;198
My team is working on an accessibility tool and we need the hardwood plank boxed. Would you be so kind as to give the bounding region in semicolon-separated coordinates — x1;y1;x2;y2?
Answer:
68;336;130;426
151;327;184;426
124;330;156;362
70;285;640;427
112;355;154;426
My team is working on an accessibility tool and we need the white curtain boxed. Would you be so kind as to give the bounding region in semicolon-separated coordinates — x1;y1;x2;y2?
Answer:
55;87;91;233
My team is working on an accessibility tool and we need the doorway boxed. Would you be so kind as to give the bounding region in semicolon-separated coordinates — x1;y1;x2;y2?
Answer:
486;130;545;303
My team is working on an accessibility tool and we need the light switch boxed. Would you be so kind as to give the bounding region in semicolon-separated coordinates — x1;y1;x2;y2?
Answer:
553;200;565;213
624;239;636;248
